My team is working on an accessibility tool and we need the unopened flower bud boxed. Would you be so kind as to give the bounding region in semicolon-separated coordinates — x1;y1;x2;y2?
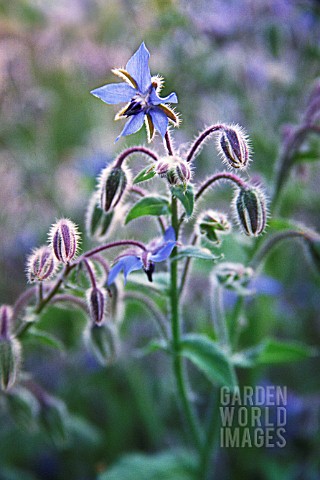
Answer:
215;262;254;294
0;305;13;340
235;187;267;236
218;125;250;169
85;323;117;366
0;337;21;390
156;155;192;187
49;219;80;264
26;246;57;282
86;191;115;241
99;163;129;212
198;210;231;243
86;286;107;325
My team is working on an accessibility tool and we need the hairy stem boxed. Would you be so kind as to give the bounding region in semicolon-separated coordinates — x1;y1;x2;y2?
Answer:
84;239;146;258
114;146;159;168
123;292;169;340
186;124;224;163
196;172;247;202
250;230;307;270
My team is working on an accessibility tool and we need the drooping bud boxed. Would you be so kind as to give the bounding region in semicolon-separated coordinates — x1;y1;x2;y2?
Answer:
99;163;129;212
156;155;192;187
215;262;254;295
85;323;117;366
217;125;250;170
198;210;231;244
0;305;13;339
0;337;21;390
86;286;107;325
85;191;115;241
26;246;57;282
49;219;80;264
234;187;267;236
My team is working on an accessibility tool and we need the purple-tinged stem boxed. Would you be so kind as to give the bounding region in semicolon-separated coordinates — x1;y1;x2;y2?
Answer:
114;146;159;168
84;240;147;258
165;131;174;156
13;286;37;320
51;294;88;312
273;124;320;208
186;124;224;163
83;259;97;289
195;172;247;201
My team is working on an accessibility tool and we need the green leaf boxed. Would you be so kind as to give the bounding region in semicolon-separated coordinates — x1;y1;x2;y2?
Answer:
233;338;317;367
172;246;222;261
136;339;168;358
23;328;64;350
125;196;170;224
180;334;237;388
98;450;197;480
171;184;194;218
133;165;156;184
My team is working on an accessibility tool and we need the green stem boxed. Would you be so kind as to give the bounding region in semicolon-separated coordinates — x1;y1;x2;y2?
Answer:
170;195;202;449
198;392;220;480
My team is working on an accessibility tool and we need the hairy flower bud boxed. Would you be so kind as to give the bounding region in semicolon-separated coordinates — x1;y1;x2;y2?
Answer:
86;286;107;325
198;210;231;243
86;191;115;241
156;155;192;187
49;219;80;264
26;246;57;282
235;187;267;236
217;125;250;169
0;337;21;390
99;163;129;212
0;305;13;340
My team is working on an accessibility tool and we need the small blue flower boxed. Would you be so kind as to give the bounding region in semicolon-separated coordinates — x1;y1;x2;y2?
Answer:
91;43;179;142
107;227;176;285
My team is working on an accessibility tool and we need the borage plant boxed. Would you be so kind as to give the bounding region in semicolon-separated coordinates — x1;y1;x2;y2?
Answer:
1;42;319;480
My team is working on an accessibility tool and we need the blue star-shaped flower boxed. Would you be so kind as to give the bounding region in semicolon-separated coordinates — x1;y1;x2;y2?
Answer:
107;227;176;285
90;43;179;142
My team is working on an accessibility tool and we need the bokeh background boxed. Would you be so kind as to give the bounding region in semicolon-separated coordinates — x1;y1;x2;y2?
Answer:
0;1;320;479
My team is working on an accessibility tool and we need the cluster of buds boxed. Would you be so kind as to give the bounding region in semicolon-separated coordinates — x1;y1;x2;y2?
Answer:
99;163;129;212
217;124;250;170
215;262;254;295
26;246;57;283
156;155;192;188
234;186;267;237
198;210;231;244
0;305;21;390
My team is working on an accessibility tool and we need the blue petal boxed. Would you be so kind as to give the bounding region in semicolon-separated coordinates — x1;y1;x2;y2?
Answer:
149;108;168;137
91;83;136;104
126;42;151;93
107;256;143;285
116;111;145;141
151;241;176;262
164;226;176;242
149;89;178;105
